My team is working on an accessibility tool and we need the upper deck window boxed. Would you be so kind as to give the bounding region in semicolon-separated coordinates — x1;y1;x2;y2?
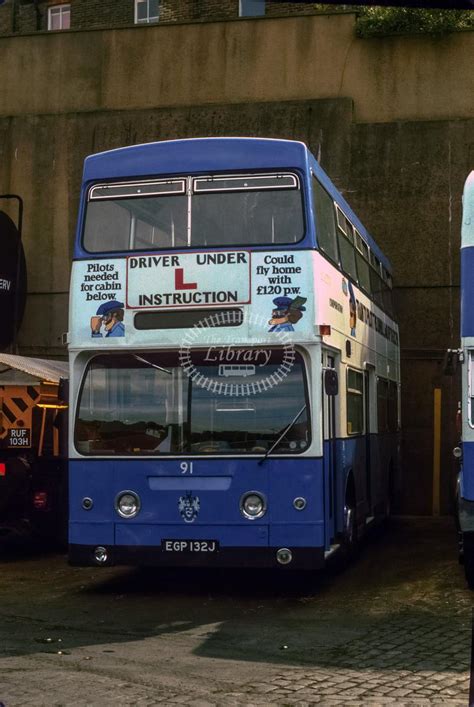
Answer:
312;177;338;263
354;229;371;295
336;206;358;283
82;172;305;253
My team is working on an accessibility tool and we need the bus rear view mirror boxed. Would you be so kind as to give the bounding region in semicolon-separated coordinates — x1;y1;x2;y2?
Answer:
324;369;338;397
442;349;464;376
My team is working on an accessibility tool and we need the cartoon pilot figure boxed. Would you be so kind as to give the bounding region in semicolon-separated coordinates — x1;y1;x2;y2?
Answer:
90;300;125;338
268;296;307;332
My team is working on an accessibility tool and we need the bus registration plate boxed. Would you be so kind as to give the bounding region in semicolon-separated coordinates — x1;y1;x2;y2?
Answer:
162;540;219;553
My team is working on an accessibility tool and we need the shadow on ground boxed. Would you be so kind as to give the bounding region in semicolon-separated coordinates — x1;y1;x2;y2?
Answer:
0;518;471;675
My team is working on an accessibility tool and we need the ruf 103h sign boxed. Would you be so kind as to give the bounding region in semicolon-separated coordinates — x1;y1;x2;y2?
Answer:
0;209;27;351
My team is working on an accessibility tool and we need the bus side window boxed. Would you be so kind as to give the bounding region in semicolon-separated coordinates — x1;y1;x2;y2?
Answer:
470;351;474;427
336;207;358;283
312;178;338;263
381;278;393;318
347;368;364;435
354;230;371;295
369;266;384;310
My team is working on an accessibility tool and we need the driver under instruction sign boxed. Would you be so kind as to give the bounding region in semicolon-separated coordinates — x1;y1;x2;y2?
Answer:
126;251;251;309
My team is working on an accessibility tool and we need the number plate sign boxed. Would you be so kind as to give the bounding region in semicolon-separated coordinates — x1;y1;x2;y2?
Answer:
162;539;219;553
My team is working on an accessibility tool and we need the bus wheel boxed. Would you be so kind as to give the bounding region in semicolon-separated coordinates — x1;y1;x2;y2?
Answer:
342;489;358;560
343;503;356;548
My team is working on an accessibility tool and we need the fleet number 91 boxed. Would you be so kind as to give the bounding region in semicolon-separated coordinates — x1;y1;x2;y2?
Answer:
180;462;193;474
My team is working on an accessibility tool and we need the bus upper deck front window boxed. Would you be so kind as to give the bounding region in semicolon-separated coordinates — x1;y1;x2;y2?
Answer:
83;179;188;253
191;174;304;247
82;173;305;253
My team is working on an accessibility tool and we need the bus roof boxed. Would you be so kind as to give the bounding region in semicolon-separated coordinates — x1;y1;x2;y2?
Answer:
82;136;391;272
83;137;309;181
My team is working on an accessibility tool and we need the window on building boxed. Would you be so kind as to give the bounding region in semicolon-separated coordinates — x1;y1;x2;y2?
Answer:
48;4;70;31
239;0;265;16
135;0;159;24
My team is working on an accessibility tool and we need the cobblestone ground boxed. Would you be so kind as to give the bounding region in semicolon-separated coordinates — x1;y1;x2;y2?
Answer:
0;518;472;706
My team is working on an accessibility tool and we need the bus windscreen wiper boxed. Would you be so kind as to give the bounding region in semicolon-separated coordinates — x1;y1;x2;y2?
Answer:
133;355;172;375
258;405;306;466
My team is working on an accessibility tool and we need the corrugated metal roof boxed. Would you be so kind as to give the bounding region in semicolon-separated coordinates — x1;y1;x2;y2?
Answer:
0;354;68;384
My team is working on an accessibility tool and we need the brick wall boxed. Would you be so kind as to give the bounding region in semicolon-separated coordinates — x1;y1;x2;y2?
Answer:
266;2;332;17
0;2;12;34
17;3;40;32
160;0;237;23
0;1;334;36
72;0;134;30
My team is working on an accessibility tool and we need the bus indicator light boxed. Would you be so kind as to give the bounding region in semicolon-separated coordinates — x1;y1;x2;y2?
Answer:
33;491;48;510
0;463;5;476
293;497;307;511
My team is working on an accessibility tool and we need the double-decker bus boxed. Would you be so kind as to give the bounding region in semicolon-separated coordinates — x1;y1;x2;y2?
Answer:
456;171;474;587
68;137;400;570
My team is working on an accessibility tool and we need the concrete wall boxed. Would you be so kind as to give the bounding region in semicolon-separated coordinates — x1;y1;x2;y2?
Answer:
0;12;471;513
1;15;473;124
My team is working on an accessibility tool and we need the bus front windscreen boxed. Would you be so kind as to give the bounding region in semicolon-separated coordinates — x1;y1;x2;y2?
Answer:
75;350;310;456
83;173;305;252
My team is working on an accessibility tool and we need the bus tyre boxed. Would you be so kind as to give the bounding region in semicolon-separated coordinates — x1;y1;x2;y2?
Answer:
342;498;358;561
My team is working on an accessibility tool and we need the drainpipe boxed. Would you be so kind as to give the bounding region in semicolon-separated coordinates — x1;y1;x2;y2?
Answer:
11;0;17;33
33;0;41;30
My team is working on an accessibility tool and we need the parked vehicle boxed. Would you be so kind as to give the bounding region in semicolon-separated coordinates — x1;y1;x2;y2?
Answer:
0;354;68;545
68;137;400;570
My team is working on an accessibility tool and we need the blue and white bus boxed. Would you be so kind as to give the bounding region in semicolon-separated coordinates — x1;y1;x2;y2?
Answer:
457;171;474;588
68;137;400;570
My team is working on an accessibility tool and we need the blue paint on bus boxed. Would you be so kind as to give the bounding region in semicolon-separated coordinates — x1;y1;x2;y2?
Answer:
461;247;474;337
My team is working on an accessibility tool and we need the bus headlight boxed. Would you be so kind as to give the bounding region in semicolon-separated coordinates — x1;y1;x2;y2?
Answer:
115;491;141;519
240;491;266;520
